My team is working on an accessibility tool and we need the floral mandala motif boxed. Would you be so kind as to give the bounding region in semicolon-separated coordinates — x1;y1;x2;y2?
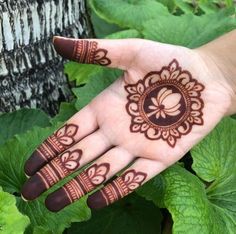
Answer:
125;59;205;147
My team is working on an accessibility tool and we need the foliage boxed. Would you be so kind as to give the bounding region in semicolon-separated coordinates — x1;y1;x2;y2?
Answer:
0;187;29;234
0;106;90;234
0;109;51;146
138;118;236;233
0;0;236;233
68;194;162;234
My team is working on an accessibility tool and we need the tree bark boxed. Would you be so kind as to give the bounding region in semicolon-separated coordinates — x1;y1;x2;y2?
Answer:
0;0;92;115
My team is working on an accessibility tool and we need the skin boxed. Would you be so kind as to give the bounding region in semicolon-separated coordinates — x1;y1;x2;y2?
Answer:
21;31;236;211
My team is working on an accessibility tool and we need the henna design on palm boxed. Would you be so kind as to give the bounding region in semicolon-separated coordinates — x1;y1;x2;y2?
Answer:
24;124;79;176
45;163;110;212
125;59;205;147
87;169;147;209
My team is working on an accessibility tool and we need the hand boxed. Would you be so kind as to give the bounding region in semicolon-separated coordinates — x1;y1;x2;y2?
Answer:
21;36;234;212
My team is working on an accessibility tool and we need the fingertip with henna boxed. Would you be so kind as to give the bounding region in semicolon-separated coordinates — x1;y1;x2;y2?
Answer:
24;151;47;176
53;36;75;60
21;174;46;200
87;191;107;210
45;189;71;212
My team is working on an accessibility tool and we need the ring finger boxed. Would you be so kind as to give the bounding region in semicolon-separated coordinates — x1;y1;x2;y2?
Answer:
45;147;135;212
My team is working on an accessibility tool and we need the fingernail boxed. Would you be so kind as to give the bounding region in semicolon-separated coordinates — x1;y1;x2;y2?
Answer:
45;189;71;212
87;191;107;210
24;151;47;176
25;173;30;179
53;36;75;60
21;174;47;200
21;194;28;202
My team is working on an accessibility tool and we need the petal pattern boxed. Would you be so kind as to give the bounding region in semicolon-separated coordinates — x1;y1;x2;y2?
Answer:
162;93;181;109
60;150;82;171
87;163;110;186
148;88;181;119
122;170;147;191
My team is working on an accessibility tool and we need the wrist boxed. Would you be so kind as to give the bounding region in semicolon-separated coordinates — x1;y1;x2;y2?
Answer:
195;30;236;115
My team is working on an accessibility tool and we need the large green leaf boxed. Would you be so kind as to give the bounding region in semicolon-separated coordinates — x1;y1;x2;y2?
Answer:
105;29;142;39
142;8;236;48
0;187;30;234
156;0;231;15
73;68;122;110
51;102;77;125
0;109;51;146
89;0;169;30
0;126;91;233
191;117;236;230
138;118;236;233
65;63;102;86
67;193;162;234
89;6;122;38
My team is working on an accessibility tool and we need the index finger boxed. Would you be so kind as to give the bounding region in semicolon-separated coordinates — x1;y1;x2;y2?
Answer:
24;105;98;176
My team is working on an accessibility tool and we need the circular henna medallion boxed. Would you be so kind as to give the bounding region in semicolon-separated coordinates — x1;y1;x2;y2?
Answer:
125;59;205;147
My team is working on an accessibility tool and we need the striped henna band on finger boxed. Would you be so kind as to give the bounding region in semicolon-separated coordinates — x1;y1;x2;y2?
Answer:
24;124;79;176
53;38;111;66
45;163;110;212
21;149;82;200
87;169;147;209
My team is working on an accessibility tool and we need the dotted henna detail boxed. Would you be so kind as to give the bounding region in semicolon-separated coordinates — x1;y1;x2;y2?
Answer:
73;40;111;66
99;169;147;206
125;59;205;147
37;149;82;189
36;124;78;161
63;163;110;203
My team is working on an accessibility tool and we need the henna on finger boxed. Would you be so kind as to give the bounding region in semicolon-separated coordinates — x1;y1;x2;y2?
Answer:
125;59;205;147
53;37;111;66
24;124;79;176
21;149;82;200
45;163;110;212
87;169;147;209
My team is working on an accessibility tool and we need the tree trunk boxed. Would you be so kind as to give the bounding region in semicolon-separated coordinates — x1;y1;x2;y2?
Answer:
0;0;92;115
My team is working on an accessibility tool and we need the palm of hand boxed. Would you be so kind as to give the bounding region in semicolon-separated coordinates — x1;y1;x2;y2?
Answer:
21;37;231;212
93;41;230;161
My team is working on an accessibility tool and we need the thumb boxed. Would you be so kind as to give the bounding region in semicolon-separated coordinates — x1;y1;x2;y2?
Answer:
53;36;142;70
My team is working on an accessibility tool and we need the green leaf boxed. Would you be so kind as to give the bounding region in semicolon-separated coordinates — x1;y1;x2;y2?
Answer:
89;0;169;30
67;193;162;234
89;7;122;38
0;187;30;234
138;118;236;233
51;102;77;125
105;29;142;39
64;62;102;86
155;0;177;14
174;0;195;14
142;8;236;48
231;114;236;120
191;117;236;220
198;2;218;14
73;68;122;110
0;126;91;233
0;109;51;146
